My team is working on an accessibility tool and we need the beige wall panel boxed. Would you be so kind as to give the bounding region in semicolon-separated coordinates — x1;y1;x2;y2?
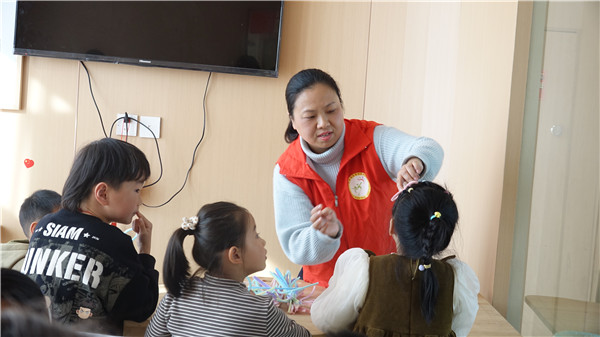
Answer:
366;1;519;300
1;57;78;241
279;1;371;120
449;2;518;301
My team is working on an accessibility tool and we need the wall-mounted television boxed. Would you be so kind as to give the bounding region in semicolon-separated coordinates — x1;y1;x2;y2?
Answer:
14;1;283;78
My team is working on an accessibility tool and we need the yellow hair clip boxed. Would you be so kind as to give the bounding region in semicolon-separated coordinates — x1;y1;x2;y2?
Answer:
430;211;441;220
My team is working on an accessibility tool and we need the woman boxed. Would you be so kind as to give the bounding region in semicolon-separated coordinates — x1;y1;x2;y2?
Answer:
273;69;444;287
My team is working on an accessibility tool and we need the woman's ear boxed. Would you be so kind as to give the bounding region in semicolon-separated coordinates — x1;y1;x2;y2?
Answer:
227;246;243;265
94;182;109;206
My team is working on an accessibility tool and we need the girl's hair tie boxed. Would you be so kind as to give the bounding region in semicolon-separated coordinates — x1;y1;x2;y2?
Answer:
418;264;432;271
391;180;420;201
181;216;199;231
430;211;442;220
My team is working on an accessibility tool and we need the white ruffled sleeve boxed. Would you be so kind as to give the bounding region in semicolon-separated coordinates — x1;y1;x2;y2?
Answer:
447;259;480;337
310;248;370;333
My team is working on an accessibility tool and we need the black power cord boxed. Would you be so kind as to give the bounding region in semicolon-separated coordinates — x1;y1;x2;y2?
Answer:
81;60;212;207
80;61;108;138
144;72;212;208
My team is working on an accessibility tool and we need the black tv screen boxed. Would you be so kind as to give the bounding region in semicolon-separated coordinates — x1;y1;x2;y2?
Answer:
14;1;283;77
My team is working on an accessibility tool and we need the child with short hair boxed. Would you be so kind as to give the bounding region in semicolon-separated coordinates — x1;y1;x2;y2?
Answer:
145;201;310;337
311;181;480;337
21;138;159;335
0;189;61;270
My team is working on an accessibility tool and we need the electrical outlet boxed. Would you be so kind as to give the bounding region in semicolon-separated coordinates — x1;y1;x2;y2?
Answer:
115;114;138;136
139;116;161;138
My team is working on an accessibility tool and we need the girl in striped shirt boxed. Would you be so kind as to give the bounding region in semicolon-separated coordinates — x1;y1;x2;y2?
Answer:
146;202;310;337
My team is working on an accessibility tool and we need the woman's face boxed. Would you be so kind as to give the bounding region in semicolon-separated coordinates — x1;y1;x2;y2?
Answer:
291;83;344;154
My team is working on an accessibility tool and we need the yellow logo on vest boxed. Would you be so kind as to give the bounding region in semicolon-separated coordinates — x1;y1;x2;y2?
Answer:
348;172;371;200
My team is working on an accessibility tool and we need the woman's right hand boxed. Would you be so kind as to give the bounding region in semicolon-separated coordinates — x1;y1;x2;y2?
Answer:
310;204;341;238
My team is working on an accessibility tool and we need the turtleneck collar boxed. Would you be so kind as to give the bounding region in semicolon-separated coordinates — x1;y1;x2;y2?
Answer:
300;125;346;165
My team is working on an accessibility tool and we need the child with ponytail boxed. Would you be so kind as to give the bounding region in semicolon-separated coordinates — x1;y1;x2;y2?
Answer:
145;202;310;337
311;181;480;337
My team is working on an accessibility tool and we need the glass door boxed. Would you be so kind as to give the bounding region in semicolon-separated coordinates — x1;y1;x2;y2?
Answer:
514;2;599;336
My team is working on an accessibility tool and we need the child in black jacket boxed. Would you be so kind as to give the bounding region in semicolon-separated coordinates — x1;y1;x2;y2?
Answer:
22;138;158;335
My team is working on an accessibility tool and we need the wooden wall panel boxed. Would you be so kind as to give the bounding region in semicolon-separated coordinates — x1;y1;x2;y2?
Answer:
0;57;78;240
279;1;371;120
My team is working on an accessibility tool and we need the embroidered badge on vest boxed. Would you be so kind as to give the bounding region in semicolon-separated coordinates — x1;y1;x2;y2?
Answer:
348;172;371;200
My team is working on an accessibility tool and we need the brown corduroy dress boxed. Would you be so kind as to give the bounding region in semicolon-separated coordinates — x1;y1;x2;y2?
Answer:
353;254;456;337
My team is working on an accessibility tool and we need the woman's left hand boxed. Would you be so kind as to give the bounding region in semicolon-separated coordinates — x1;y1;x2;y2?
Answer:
396;157;424;190
310;204;341;238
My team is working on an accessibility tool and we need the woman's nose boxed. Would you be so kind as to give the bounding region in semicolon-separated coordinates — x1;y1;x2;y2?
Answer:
316;114;329;128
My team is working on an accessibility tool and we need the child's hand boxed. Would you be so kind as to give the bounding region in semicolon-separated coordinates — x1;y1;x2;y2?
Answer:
132;211;152;254
397;157;424;190
310;204;341;238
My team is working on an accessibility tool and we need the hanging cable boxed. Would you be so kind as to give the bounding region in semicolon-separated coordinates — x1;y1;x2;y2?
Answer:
80;61;108;138
80;61;210;207
144;72;212;208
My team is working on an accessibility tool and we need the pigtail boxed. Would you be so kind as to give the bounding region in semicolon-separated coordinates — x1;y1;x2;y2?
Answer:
420;218;440;323
163;228;191;297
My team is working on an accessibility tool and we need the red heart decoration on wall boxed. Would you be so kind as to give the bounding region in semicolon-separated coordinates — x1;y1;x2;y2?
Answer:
24;159;34;168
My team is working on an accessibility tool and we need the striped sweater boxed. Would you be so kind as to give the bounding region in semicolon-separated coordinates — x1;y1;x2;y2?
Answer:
145;274;310;337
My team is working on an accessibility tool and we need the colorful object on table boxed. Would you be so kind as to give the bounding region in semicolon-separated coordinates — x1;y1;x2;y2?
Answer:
123;227;138;241
246;268;318;314
24;158;35;168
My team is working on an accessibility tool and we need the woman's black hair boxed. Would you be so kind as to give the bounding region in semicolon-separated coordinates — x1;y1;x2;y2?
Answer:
61;138;151;212
163;201;250;297
391;181;458;323
284;68;343;143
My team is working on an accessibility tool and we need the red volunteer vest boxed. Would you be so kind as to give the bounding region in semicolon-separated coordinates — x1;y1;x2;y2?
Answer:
277;119;397;287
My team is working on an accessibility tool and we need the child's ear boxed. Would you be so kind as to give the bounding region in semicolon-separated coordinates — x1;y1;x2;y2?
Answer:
29;221;38;237
94;182;109;206
227;246;243;265
389;219;395;236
